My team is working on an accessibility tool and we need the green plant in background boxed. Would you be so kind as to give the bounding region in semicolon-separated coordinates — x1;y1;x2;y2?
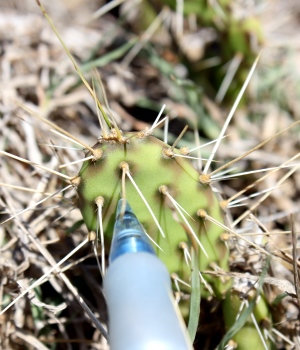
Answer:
124;0;264;105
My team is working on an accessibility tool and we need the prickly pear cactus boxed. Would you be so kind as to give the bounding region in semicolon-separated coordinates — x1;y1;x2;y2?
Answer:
73;125;272;348
74;129;229;296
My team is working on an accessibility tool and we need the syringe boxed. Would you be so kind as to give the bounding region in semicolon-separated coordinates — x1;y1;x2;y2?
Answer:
103;199;193;350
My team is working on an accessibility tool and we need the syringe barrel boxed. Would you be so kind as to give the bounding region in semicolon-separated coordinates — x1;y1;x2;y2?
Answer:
103;252;193;350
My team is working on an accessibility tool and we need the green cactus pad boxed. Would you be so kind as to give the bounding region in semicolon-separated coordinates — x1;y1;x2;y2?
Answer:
75;130;229;295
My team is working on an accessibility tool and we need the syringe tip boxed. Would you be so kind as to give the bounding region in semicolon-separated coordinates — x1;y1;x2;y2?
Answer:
109;199;156;263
